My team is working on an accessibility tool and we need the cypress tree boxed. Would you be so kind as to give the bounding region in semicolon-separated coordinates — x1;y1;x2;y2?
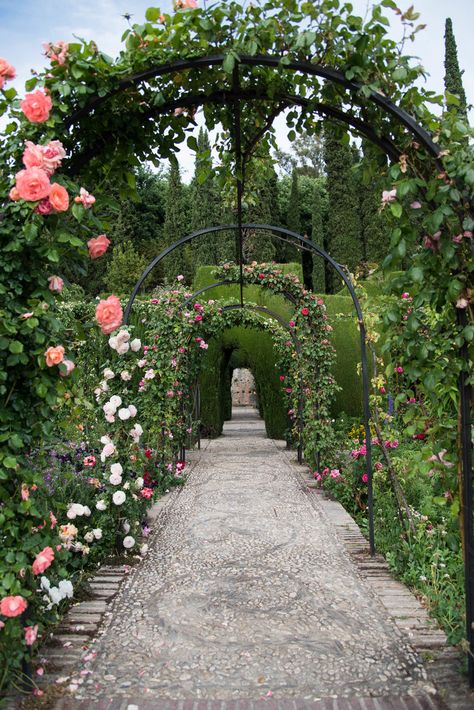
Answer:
191;128;219;266
357;141;390;268
323;123;361;293
162;161;186;281
283;169;302;265
106;241;148;295
311;180;326;293
444;18;467;116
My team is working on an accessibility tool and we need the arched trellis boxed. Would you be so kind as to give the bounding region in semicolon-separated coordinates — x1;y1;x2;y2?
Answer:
66;51;472;684
124;223;376;558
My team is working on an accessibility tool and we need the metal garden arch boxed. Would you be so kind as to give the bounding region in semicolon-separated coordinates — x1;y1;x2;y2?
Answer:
67;52;473;685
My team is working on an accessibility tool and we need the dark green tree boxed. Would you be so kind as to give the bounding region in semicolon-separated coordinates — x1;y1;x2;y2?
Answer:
191;128;219;267
105;240;148;295
311;179;327;293
323;124;361;293
444;18;467;116
357;141;390;269
162;160;186;281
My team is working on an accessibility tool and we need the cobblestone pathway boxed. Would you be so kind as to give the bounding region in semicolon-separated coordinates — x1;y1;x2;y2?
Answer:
56;409;446;708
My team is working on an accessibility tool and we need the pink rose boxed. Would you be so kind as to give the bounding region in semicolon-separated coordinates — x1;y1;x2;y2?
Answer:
0;58;16;80
74;187;95;208
22;141;45;170
9;187;20;201
43;41;68;65
45;345;65;367
59;359;75;377
15;167;51;201
0;595;27;617
95;295;123;334
49;183;69;212
42;140;66;174
49;511;57;528
362;473;369;483
24;625;38;646
88;234;110;259
48;275;64;292
44;345;64;367
35;198;54;215
21;90;52;123
381;188;397;205
176;274;184;281
32;546;54;575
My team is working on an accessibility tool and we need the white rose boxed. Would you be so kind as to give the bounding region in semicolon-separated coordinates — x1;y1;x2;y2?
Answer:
100;435;112;445
116;330;130;343
93;528;102;540
135;477;144;490
116;342;130;355
121;370;131;381
123;521;130;533
82;546;90;555
123;481;130;490
40;576;51;591
137;359;147;368
113;490;126;505
109;472;122;486
103;401;116;417
144;369;155;380
58;580;74;598
84;531;94;543
118;407;131;420
49;586;62;605
109;395;122;408
100;380;109;392
103;368;115;380
140;544;149;555
66;508;77;520
110;462;123;476
83;506;91;517
96;500;107;511
128;405;137;418
123;535;135;549
130;338;141;352
108;336;118;350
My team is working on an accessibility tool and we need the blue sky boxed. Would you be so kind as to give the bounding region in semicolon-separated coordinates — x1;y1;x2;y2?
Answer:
1;0;472;178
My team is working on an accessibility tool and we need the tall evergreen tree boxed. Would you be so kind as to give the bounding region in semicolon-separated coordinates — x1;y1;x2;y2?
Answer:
311;180;327;293
162;161;186;281
283;169;302;266
357;141;390;268
323;124;361;293
191;128;219;267
444;18;467;116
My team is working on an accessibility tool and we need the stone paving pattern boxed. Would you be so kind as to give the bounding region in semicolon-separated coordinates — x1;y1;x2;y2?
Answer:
56;409;445;706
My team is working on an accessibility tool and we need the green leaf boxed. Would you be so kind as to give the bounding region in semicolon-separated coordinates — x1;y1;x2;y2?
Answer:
145;7;161;21
223;53;236;74
8;340;23;354
389;202;402;218
3;456;17;469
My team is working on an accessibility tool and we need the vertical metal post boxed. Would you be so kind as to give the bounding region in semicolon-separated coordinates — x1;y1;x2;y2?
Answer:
458;307;474;686
358;317;375;557
197;383;201;450
297;378;304;464
232;66;244;308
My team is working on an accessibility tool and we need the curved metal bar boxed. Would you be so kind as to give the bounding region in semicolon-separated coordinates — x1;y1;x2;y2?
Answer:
65;53;441;159
67;89;400;175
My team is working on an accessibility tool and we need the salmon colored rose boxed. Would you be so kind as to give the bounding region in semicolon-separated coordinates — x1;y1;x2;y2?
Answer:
9;187;20;201
25;625;39;646
23;140;65;175
21;90;52;123
88;234;110;259
49;183;69;212
0;595;27;617
0;58;16;79
22;141;44;170
95;295;123;334
15;167;51;202
32;546;54;575
44;345;65;367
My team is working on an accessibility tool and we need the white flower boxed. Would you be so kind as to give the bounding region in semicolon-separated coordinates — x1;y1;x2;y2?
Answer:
113;490;126;505
83;506;91;517
84;531;94;543
130;338;141;352
123;481;130;490
109;395;122;408
103;368;115;380
130;423;143;442
135;477;144;490
66;508;77;520
123;521;130;533
96;500;107;511
144;369;155;380
118;407;131;421
49;586;62;605
116;342;130;355
100;435;112;445
99;380;109;392
137;359;147;368
121;370;131;381
116;330;130;343
105;413;115;423
93;528;102;540
123;535;135;549
140;544;149;555
103;401;117;416
109;472;122;486
40;576;51;591
110;463;123;476
67;503;85;519
108;336;118;350
58;580;74;598
128;404;137;417
82;546;90;555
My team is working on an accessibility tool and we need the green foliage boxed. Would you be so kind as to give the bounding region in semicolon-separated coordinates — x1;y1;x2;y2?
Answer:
444;18;468;117
105;240;148;295
162;161;185;281
311;180;327;292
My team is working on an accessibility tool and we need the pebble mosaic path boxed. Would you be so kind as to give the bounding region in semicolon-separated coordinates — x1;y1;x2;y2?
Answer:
54;409;451;708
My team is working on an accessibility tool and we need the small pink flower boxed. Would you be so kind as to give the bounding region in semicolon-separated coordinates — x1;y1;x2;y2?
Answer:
24;625;38;646
401;292;410;300
410;201;421;209
194;314;202;322
32;546;54;575
456;297;468;309
48;275;64;292
0;596;27;617
74;187;96;208
83;455;96;467
452;234;463;244
59;359;75;377
49;511;57;528
374;462;383;471
361;473;369;483
395;366;404;374
177;274;184;281
381;188;397;205
21;484;29;501
21;312;34;319
289;320;295;328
